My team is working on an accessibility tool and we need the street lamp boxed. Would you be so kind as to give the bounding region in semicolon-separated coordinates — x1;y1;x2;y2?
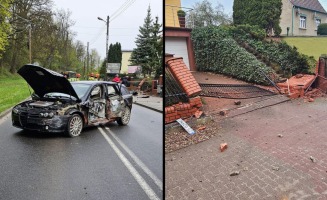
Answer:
97;16;109;63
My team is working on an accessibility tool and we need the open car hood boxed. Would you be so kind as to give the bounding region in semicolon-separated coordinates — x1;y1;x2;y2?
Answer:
18;64;79;100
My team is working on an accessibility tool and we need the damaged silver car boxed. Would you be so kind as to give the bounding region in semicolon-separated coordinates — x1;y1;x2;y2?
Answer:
12;64;133;137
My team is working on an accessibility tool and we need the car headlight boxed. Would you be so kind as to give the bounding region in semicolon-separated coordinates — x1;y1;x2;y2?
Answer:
43;113;49;117
39;113;44;117
13;107;19;114
48;112;54;118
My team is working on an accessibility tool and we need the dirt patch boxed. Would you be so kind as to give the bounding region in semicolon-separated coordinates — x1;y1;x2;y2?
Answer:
165;117;219;153
165;72;283;153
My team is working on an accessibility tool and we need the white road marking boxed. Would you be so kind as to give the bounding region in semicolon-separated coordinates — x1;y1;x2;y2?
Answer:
97;127;160;200
104;126;163;190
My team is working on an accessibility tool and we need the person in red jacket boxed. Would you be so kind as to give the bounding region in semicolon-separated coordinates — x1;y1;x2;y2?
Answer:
112;74;121;83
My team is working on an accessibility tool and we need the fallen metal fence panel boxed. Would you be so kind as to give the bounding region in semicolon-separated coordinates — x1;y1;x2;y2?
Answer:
199;83;276;99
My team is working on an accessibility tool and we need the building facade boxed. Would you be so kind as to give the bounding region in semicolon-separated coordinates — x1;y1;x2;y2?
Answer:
165;0;196;71
280;0;327;36
121;50;132;74
165;0;181;27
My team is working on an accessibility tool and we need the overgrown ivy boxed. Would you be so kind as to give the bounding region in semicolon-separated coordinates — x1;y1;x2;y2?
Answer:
191;25;315;85
192;26;275;85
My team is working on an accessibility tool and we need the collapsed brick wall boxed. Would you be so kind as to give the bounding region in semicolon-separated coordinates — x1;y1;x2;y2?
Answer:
165;57;202;124
165;97;202;124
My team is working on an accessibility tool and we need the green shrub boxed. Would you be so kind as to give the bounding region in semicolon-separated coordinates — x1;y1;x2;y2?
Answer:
317;23;327;35
177;10;186;17
191;26;275;85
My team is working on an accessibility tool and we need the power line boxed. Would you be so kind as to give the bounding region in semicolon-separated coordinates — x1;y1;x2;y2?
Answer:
110;0;133;18
89;25;106;45
110;0;137;22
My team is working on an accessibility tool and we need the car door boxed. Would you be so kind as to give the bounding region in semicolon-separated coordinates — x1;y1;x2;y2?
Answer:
120;85;133;107
105;84;123;118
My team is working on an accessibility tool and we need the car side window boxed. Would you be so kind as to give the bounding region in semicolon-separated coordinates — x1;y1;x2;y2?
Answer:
91;86;102;99
121;87;129;95
107;85;116;96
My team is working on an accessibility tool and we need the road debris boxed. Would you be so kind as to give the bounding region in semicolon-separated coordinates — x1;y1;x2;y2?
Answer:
220;143;228;152
234;100;241;105
272;166;280;171
194;110;203;119
230;171;240;176
278;134;283;138
308;98;314;102
197;126;206;131
309;156;316;163
176;118;195;135
219;109;228;116
243;167;248;171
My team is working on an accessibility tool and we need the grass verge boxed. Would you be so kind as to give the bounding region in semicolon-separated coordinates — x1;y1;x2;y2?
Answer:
0;76;31;114
282;37;327;61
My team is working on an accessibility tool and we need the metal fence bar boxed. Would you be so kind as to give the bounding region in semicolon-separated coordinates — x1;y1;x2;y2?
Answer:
165;67;189;106
199;84;276;99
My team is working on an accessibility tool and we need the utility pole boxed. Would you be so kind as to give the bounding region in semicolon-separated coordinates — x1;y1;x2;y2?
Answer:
28;24;32;63
106;15;109;63
97;16;110;62
87;42;89;78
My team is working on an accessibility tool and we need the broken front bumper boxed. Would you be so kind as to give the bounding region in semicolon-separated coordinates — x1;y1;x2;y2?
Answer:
12;111;69;133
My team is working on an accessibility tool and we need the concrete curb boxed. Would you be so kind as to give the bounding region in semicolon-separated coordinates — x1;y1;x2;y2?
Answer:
0;107;13;119
0;97;31;120
134;102;163;113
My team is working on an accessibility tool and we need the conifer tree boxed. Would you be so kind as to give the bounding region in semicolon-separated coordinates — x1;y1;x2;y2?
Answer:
130;6;162;77
233;0;282;36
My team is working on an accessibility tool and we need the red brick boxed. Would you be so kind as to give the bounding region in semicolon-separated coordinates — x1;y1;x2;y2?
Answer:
220;143;228;152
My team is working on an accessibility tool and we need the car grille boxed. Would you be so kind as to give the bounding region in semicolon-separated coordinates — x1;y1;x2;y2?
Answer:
18;112;41;127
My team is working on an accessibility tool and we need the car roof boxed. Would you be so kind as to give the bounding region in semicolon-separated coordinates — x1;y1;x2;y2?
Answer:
71;81;117;85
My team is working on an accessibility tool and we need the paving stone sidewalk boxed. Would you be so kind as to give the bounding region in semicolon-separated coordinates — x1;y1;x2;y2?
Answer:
133;95;163;112
166;98;327;200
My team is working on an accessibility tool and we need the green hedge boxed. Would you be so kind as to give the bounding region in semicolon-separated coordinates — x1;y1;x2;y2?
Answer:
232;25;314;75
191;26;275;85
318;23;327;35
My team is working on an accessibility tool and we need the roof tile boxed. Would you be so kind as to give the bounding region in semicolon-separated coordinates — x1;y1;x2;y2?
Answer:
290;0;327;13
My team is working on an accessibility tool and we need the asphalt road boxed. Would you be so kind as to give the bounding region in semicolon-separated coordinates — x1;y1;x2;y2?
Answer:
0;104;163;200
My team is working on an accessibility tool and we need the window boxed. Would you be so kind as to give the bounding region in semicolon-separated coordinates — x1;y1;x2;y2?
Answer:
120;86;129;95
107;85;116;96
300;16;306;29
91;86;102;99
316;18;321;30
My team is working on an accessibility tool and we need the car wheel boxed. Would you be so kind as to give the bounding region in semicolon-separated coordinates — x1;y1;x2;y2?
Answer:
117;106;131;125
66;114;83;137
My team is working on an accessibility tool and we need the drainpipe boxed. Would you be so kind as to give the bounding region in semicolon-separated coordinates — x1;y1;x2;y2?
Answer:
292;6;295;36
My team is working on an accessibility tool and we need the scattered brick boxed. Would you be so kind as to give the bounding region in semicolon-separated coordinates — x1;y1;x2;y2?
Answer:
308;98;314;102
220;143;228;152
194;110;203;119
197;126;206;131
278;134;283;138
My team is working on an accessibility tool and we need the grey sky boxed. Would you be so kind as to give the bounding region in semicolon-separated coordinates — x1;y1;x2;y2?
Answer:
182;0;327;17
53;0;163;59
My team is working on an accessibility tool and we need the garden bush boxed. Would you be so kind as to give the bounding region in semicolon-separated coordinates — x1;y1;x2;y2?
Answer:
191;26;275;85
317;23;327;35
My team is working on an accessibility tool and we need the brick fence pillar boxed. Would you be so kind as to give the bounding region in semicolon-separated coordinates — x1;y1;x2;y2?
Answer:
166;57;202;97
317;56;327;93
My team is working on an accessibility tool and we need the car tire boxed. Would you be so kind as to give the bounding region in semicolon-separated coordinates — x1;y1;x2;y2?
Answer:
66;114;83;137
117;106;131;126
